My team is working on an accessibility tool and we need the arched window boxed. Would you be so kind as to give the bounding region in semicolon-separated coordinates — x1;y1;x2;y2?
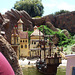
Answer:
20;40;22;42
34;42;36;44
21;45;23;48
25;45;27;48
23;40;24;42
25;40;27;42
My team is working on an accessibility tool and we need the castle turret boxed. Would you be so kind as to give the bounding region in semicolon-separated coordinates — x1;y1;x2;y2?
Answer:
11;26;20;59
11;26;20;45
34;26;38;31
17;19;23;32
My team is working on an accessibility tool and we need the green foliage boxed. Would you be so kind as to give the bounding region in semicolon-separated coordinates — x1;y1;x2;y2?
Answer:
14;0;44;17
25;31;33;42
32;16;41;18
25;25;75;47
28;31;33;42
38;25;55;35
38;25;75;47
54;10;69;15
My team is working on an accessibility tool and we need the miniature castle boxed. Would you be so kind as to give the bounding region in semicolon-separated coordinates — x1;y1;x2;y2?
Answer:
11;19;57;59
11;18;30;58
30;26;44;57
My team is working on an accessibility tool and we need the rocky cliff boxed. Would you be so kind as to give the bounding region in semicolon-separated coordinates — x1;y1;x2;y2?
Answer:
0;35;23;75
0;9;75;43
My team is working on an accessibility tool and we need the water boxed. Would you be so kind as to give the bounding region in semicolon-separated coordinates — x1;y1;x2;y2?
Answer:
22;66;66;75
20;59;66;75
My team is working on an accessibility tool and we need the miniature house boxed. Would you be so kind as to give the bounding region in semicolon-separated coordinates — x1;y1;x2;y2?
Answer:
66;54;75;75
30;26;44;57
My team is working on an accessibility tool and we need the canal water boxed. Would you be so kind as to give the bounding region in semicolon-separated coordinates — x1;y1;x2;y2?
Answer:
22;66;66;75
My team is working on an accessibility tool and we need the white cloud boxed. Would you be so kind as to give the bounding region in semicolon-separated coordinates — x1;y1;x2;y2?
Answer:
42;0;75;16
43;3;56;8
0;9;9;14
57;2;75;11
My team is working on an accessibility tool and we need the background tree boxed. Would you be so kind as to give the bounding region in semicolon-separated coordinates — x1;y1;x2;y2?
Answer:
14;0;44;17
54;10;69;15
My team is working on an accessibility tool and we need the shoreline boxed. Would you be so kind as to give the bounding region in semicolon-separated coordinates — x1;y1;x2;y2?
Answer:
19;59;67;68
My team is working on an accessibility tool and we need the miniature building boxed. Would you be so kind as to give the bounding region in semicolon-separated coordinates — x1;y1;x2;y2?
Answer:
30;26;43;57
17;19;23;32
11;27;20;59
11;18;30;58
66;54;75;75
19;31;29;57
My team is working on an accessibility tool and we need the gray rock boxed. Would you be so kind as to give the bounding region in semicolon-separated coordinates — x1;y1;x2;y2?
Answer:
71;45;75;52
61;29;70;38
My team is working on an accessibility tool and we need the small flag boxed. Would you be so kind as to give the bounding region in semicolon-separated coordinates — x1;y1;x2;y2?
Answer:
15;25;17;27
37;26;39;27
20;16;22;18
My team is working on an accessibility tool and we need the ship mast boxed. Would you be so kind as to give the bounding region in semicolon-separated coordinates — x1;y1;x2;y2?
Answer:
39;26;46;61
43;26;46;61
39;27;41;60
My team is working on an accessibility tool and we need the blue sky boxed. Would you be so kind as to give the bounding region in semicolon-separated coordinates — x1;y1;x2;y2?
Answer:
0;0;75;16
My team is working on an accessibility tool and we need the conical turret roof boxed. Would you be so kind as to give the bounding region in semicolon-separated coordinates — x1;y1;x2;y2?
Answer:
17;19;23;24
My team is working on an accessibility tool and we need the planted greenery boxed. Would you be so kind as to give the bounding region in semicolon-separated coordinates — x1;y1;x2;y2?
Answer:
25;31;33;42
38;25;75;47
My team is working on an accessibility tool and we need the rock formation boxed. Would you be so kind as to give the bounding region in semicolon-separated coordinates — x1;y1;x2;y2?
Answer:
0;35;23;75
45;21;58;31
71;45;75;52
54;12;75;33
0;9;75;43
61;29;70;38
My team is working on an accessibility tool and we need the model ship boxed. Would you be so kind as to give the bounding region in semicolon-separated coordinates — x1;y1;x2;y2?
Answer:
35;27;61;75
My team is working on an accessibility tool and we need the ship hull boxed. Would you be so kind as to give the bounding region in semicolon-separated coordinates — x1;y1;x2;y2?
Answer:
36;61;60;75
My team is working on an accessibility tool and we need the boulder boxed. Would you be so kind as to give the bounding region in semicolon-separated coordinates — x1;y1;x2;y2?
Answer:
45;21;58;31
71;45;75;52
0;35;23;75
61;29;70;38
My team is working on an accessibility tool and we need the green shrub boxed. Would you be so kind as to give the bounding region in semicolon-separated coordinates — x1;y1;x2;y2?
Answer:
38;25;75;47
24;25;75;47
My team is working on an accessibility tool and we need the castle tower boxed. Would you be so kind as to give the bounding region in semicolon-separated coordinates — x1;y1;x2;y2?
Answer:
17;19;23;32
11;26;20;59
34;26;38;31
11;26;20;45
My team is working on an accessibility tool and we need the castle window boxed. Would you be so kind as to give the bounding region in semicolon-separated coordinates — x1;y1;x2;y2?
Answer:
21;45;23;48
25;45;27;48
20;40;22;42
34;42;36;44
23;40;24;42
25;40;27;42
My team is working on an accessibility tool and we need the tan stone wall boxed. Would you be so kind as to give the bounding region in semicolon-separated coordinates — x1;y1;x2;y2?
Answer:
20;39;30;57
